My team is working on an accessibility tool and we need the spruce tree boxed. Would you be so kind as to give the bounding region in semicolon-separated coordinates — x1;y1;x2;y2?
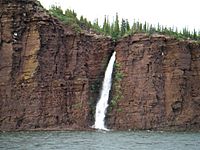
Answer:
143;21;147;32
139;23;143;32
80;16;84;22
113;13;120;39
126;19;130;33
121;18;126;36
93;19;101;33
103;16;111;35
132;20;137;33
105;17;111;35
110;23;115;38
49;6;200;41
103;16;107;34
193;29;197;40
136;21;140;31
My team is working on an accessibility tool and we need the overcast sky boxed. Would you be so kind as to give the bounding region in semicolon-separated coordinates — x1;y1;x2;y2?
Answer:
39;0;199;31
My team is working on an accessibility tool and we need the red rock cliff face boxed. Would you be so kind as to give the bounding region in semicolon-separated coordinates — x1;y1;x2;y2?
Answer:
107;34;200;131
0;0;113;131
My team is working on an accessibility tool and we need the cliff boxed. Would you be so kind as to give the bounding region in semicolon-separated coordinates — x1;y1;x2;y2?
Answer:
0;0;199;131
0;0;113;131
107;34;200;131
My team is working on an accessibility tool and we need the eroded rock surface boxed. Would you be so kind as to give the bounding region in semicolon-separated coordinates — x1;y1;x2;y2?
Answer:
0;0;113;131
107;34;200;131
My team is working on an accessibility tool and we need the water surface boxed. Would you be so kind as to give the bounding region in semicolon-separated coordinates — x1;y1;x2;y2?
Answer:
0;130;199;150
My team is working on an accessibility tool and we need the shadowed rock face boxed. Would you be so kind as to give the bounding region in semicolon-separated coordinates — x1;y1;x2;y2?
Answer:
107;34;200;131
0;0;199;131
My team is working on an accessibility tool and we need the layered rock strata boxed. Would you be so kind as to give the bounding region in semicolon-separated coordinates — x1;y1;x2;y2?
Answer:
107;34;200;131
0;0;113;131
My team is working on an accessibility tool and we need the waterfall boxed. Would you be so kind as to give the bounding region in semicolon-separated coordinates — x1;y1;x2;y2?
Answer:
93;51;116;131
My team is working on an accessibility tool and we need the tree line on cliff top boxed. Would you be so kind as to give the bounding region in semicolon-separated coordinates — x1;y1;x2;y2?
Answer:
49;6;200;41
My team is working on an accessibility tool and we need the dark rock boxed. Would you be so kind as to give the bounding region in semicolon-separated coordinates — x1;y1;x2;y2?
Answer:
0;0;113;131
107;34;200;131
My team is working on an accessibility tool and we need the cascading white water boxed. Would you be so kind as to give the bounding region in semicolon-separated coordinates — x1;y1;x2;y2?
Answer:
93;51;116;131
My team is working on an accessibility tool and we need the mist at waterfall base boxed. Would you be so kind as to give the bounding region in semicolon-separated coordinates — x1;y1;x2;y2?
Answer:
93;51;116;131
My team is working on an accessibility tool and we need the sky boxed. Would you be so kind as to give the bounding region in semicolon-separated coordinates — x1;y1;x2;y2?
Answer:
39;0;200;31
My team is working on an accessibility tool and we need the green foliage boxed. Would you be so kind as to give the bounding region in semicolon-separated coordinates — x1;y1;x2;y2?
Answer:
92;19;102;33
110;62;124;109
121;19;126;36
126;19;130;32
48;6;200;41
90;79;101;93
114;63;123;81
72;102;82;109
103;16;111;35
49;5;81;32
49;6;64;20
112;13;120;40
116;108;123;112
115;71;123;81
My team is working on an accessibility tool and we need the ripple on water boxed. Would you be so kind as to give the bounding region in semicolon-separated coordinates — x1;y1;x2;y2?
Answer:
0;131;200;150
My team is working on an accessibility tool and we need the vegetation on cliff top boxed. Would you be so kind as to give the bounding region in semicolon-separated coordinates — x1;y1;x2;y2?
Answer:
49;6;200;41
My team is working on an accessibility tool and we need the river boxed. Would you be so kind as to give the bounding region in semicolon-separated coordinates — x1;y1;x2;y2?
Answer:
0;130;199;150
